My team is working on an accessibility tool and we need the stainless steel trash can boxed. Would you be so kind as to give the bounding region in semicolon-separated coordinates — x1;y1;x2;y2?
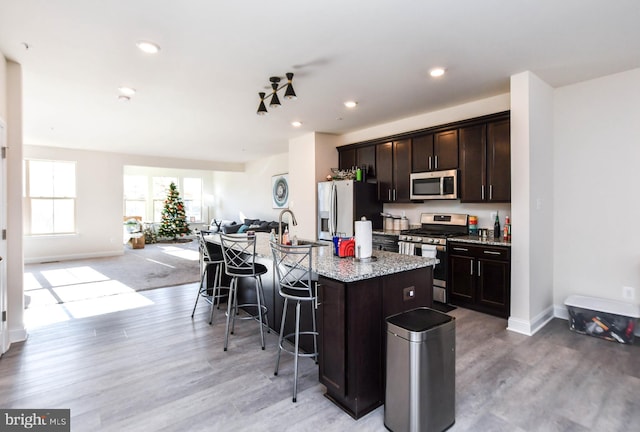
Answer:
384;307;455;432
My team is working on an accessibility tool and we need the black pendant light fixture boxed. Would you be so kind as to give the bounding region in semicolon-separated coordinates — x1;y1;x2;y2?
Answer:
257;72;296;115
257;92;268;115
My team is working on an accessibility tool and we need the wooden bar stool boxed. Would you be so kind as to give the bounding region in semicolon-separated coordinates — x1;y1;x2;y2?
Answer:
270;241;318;402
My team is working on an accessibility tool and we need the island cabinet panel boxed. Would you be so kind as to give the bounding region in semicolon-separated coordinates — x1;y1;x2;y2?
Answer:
317;267;433;419
317;277;347;398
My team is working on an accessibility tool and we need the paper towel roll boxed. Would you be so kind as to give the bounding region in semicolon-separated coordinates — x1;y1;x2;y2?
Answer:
354;218;372;259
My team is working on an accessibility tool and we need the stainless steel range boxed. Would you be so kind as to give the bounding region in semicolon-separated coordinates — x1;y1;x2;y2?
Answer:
398;213;468;304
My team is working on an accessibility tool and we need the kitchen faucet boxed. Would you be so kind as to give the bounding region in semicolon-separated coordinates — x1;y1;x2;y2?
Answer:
278;209;298;243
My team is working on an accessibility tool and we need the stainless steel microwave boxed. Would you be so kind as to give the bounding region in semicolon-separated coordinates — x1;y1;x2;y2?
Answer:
410;169;458;200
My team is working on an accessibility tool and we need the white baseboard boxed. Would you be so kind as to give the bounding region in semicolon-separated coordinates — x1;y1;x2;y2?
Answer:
507;304;555;336
10;327;28;344
24;249;124;264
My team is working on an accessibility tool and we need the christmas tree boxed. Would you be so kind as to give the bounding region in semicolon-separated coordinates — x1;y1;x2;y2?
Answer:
157;182;192;241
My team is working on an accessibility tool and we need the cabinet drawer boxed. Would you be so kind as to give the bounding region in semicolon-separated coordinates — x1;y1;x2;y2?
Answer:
478;246;509;261
448;242;510;261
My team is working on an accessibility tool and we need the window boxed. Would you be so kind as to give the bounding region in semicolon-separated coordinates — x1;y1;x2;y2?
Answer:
25;159;76;235
152;177;177;222
123;175;148;219
182;178;203;222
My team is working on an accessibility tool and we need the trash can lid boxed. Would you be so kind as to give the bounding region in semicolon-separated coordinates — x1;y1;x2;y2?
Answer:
386;307;453;332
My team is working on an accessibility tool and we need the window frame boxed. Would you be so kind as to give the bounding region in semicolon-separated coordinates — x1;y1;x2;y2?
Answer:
24;158;77;236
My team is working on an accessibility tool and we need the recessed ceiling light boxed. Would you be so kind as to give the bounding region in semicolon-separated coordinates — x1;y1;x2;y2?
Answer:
118;87;136;97
430;68;446;77
344;101;358;108
136;40;161;54
291;121;302;127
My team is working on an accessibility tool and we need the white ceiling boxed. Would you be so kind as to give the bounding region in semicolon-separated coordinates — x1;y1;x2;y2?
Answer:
1;1;639;164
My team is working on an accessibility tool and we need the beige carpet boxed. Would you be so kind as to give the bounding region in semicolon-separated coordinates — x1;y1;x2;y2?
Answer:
24;240;200;310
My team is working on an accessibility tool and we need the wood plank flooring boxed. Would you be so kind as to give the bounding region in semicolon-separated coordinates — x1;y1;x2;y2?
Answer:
1;282;639;431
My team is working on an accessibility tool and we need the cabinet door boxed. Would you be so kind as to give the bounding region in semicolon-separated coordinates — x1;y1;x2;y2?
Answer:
448;254;475;304
459;124;486;202
376;142;393;202
393;139;411;202
487;119;510;202
433;130;459;170
411;134;433;172
339;148;356;171
317;277;346;397
356;145;376;180
477;258;510;318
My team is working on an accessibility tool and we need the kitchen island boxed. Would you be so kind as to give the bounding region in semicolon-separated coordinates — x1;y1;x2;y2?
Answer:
206;232;438;418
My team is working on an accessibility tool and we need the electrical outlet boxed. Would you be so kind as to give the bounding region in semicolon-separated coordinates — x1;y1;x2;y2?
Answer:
490;212;497;221
623;286;635;300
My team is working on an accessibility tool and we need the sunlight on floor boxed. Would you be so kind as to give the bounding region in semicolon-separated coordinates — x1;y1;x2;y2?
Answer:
24;266;155;329
158;245;199;261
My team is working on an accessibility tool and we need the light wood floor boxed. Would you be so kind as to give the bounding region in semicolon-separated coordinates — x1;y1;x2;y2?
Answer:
1;282;638;431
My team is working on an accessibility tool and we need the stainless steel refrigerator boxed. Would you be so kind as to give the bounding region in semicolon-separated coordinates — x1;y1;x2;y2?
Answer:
317;180;382;240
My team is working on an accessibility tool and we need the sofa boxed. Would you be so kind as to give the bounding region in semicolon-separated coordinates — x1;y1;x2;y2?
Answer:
209;218;286;234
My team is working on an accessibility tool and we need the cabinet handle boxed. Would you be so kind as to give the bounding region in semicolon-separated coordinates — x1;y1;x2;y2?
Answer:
393;189;396;201
490;185;493;200
478;262;481;277
470;260;473;276
388;189;391;201
481;185;485;200
428;156;432;170
315;283;322;309
453;247;468;252
484;250;501;255
435;155;438;169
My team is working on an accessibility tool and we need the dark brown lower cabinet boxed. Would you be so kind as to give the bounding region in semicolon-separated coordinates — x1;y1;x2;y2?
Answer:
317;267;433;419
448;241;510;318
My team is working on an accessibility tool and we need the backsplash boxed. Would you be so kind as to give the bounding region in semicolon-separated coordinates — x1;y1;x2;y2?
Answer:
383;201;512;231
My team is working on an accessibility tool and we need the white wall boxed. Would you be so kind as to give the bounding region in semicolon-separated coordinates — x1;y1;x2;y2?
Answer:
23;145;243;263
212;152;288;225
553;68;640;307
508;71;555;336
5;58;26;345
339;94;511;146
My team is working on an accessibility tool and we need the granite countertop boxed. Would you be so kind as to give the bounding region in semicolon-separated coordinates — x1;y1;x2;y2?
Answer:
206;232;438;283
449;235;512;247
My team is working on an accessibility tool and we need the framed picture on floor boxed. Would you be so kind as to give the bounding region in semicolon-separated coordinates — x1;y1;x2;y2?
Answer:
272;174;289;208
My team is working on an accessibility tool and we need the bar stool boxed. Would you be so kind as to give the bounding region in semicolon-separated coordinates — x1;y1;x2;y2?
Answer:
220;233;269;351
270;241;318;402
191;231;228;324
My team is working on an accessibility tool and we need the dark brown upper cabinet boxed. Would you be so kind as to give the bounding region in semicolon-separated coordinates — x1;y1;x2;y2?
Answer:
338;145;376;180
376;139;411;203
459;119;510;202
411;130;458;172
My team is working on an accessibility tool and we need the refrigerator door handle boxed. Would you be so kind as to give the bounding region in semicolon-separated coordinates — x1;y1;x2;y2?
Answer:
330;182;337;236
